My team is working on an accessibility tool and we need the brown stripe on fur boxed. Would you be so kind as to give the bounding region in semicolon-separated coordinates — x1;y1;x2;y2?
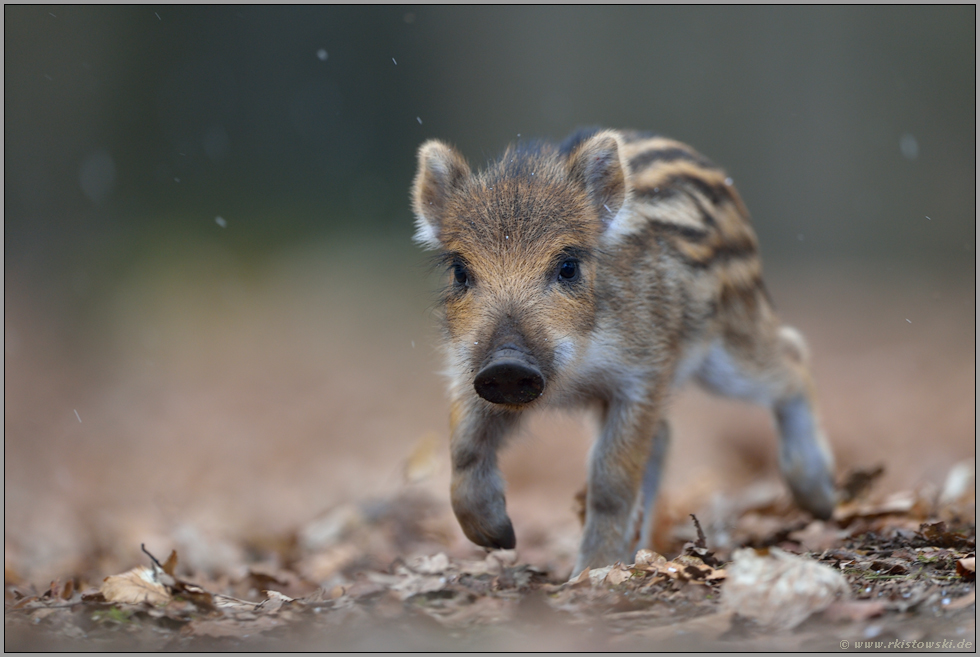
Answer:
628;146;719;172
629;157;743;209
663;235;759;271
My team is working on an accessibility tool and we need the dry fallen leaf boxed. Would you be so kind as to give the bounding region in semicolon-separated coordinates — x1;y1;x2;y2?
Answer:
674;554;726;582
100;565;170;606
212;594;262;612
256;589;295;614
8;480;977;651
632;550;724;583
955;557;975;580
833;491;916;524
916;521;976;550
603;563;633;586
635;549;667;568
567;567;592;589
722;547;848;630
838;464;885;503
161;549;178;576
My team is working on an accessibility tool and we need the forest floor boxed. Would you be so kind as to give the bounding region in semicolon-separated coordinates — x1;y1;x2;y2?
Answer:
5;246;976;650
5;473;976;651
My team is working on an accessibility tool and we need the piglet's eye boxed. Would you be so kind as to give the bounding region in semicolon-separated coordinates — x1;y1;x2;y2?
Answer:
453;263;469;287
558;259;580;283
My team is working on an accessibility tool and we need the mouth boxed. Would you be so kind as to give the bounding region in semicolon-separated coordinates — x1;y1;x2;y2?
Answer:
473;347;545;405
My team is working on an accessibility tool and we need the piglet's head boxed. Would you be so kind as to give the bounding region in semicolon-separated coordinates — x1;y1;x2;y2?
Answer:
411;132;631;407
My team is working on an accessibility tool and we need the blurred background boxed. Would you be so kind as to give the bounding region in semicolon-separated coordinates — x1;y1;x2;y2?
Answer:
5;6;975;584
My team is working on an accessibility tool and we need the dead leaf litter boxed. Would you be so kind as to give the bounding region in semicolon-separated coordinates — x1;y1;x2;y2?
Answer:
5;465;975;650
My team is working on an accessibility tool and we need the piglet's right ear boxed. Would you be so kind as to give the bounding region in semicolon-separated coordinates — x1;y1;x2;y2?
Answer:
411;140;471;249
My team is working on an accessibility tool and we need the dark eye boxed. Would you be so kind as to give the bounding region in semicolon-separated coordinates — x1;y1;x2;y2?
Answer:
453;263;469;287
558;259;580;283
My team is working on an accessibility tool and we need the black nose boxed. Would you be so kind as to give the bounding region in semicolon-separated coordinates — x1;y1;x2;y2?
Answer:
474;359;545;405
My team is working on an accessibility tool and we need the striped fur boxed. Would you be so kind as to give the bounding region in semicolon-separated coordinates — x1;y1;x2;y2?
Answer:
412;128;837;576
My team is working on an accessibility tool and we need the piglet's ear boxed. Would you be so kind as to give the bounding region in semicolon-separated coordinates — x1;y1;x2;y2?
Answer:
565;131;630;229
411;140;471;249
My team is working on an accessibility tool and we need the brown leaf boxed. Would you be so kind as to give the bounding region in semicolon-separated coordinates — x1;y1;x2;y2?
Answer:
916;521;975;550
175;582;216;611
604;564;633;586
161;550;179;577
101;566;170;606
833;491;916;524
634;549;667;568
212;594;261;612
867;559;908;576
655;561;689;581
567;567;592;589
632;551;724;584
684;545;722;568
256;589;295;614
673;554;726;582
247;568;286;592
7;595;38;611
681;515;723;568
244;564;318;599
674;554;706;568
80;590;107;603
586;565;614;587
838;464;885;503
956;557;975;580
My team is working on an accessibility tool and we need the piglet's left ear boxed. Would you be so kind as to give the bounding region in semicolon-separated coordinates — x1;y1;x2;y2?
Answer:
565;130;630;229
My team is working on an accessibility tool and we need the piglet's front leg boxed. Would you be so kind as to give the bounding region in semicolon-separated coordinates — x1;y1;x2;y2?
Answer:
574;394;665;576
448;398;521;550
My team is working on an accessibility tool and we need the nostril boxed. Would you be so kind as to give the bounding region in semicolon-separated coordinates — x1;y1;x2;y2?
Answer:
473;359;545;405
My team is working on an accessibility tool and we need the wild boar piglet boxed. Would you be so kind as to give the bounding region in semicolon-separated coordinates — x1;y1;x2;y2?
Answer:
411;128;836;575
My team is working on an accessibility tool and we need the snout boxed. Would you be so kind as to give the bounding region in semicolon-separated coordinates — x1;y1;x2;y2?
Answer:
474;352;545;405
